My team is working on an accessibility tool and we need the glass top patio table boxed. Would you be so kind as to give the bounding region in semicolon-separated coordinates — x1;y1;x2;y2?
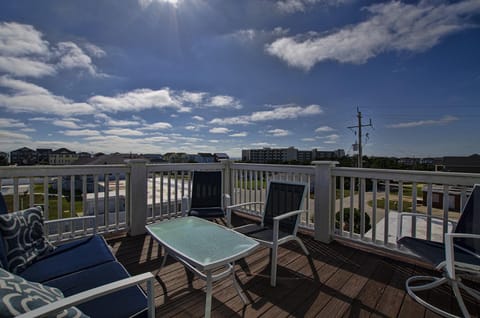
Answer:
146;216;259;271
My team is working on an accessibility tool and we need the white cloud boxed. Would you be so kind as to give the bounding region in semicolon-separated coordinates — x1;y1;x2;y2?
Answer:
387;115;459;128
53;120;81;129
207;95;242;109
0;76;96;115
88;88;190;113
0;22;49;56
63;129;100;137
83;43;106;58
251;142;273;147
0;56;56;77
104;128;143;136
142;122;172;130
230;132;248;137
276;0;350;14
267;0;480;70
302;137;316;142
268;128;290;136
185;125;198;131
318;133;340;144
209;127;231;134
0;22;105;78
315;126;334;132
138;0;179;9
0;118;26;128
20;128;36;132
143;136;172;142
0;130;31;140
55;42;107;77
211;104;322;125
192;115;204;121
180;91;205;104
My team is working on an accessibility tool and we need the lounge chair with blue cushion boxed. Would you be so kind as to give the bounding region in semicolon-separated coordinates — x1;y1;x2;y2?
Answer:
0;205;155;317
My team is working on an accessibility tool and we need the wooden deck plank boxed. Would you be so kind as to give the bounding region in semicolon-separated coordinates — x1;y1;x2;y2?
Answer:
107;232;480;318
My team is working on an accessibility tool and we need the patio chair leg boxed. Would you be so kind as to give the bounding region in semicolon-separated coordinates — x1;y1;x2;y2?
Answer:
451;280;470;318
295;237;309;255
270;244;278;287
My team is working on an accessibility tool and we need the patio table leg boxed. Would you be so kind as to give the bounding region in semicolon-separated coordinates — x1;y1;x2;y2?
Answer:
231;262;248;304
205;270;213;318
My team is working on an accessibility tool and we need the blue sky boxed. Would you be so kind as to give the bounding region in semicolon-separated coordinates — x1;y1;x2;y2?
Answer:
0;0;479;158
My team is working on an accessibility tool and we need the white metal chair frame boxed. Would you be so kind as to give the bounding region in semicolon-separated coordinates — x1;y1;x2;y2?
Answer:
397;185;480;318
226;180;309;287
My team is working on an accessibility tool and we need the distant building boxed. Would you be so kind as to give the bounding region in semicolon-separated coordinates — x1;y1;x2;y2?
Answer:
164;152;188;163
214;153;229;161
36;148;52;164
142;154;164;163
443;154;480;173
0;152;9;166
49;148;78;165
10;147;37;165
242;147;298;163
242;147;344;163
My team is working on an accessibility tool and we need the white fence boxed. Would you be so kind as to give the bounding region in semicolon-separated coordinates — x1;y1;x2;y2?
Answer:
1;160;480;254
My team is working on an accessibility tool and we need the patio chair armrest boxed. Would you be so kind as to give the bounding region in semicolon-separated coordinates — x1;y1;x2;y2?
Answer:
226;201;263;227
17;272;155;318
227;201;264;209
444;233;480;279
273;209;308;221
396;212;457;240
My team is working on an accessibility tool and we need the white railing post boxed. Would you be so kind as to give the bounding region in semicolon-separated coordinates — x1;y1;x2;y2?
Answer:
126;159;148;236
220;159;233;197
313;161;338;243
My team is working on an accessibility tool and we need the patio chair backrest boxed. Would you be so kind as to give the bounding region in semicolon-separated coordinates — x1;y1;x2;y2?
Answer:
190;171;222;209
263;181;306;234
454;184;480;253
0;193;7;215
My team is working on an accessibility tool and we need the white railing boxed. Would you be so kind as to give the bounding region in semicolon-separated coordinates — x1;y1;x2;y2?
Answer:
0;164;129;241
331;167;480;251
145;163;224;223
2;160;480;256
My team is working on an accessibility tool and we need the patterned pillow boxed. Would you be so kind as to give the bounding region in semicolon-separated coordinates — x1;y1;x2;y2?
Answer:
0;207;55;273
0;268;88;317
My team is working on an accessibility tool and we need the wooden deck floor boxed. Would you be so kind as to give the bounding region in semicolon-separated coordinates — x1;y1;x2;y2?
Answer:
107;230;479;318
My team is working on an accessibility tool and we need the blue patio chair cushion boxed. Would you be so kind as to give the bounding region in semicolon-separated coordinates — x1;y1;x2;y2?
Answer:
45;261;148;318
189;207;225;218
0;207;55;274
21;235;115;283
0;268;88;318
398;236;480;267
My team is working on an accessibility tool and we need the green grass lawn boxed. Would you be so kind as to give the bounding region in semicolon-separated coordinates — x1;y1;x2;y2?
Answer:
367;198;413;212
3;186;84;220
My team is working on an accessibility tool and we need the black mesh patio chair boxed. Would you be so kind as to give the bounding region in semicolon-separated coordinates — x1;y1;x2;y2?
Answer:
397;184;480;318
181;171;229;219
227;181;309;287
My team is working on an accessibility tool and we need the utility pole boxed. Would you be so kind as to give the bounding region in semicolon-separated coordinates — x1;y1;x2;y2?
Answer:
348;107;372;168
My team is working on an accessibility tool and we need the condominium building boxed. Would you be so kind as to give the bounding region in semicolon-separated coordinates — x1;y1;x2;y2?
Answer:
242;147;345;163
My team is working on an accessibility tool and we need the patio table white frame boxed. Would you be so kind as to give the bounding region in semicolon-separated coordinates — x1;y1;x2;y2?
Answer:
146;216;259;318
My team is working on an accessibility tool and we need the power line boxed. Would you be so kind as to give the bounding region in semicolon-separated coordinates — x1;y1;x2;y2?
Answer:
347;107;373;168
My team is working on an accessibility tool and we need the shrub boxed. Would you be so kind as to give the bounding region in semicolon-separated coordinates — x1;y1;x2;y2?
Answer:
335;208;371;234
